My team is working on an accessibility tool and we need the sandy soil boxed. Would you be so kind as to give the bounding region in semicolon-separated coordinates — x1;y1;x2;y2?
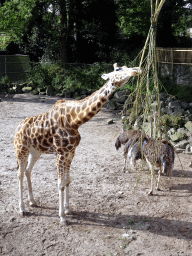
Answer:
0;93;192;256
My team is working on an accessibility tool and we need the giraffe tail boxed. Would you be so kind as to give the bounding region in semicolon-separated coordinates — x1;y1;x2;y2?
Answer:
115;136;121;150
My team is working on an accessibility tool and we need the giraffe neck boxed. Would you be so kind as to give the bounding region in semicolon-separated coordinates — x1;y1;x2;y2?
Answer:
59;80;117;129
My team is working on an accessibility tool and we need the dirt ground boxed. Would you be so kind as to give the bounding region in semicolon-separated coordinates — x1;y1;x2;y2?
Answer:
0;93;192;256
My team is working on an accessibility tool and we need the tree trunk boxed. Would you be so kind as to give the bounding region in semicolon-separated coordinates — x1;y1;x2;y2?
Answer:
59;0;68;63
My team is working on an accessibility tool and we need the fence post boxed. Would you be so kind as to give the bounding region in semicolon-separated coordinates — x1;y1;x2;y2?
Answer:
5;56;7;76
171;48;173;77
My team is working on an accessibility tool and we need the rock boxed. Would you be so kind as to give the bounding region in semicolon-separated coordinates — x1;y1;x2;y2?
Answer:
122;233;131;239
175;140;189;149
172;107;185;116
31;89;39;95
142;122;151;135
114;91;127;103
106;99;118;110
160;92;167;101
121;234;136;244
150;101;158;111
107;119;114;124
175;148;185;153
185;121;192;131
40;91;46;95
185;114;192;121
185;144;192;154
22;86;33;92
166;96;175;103
121;116;126;121
180;102;189;110
167;128;176;136
166;107;173;115
169;100;181;109
188;108;192;114
160;100;165;108
177;128;188;134
171;131;186;142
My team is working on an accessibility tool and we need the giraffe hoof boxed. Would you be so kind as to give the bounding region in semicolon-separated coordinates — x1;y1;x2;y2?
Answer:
20;210;26;216
156;187;161;191
29;201;37;207
65;208;72;215
60;217;68;225
148;191;153;196
123;167;128;173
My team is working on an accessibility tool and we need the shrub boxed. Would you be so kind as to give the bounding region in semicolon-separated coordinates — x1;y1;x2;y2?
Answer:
27;62;114;95
0;75;12;93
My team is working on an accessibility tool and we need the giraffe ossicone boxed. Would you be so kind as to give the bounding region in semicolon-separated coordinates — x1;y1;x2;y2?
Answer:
14;63;141;224
101;63;141;85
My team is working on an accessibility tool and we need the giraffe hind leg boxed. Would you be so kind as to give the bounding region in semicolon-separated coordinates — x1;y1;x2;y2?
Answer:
17;152;29;215
57;151;74;224
25;148;41;207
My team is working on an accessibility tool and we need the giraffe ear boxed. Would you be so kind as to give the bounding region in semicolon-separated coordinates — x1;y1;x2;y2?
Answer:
101;63;119;80
101;73;110;80
113;63;118;70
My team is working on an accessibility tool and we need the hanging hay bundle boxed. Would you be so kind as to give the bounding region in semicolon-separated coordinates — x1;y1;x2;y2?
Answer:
123;0;167;139
120;0;180;194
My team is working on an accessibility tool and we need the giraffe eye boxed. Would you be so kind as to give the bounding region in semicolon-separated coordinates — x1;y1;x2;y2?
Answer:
115;68;122;71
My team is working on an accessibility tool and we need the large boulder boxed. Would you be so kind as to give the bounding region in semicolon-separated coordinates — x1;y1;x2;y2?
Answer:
114;90;127;104
168;100;181;109
175;140;189;149
185;121;192;131
170;131;187;142
172;107;185;116
180;102;189;110
159;92;167;101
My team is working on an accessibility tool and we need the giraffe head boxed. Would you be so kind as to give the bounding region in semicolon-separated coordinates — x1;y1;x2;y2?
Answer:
101;63;142;88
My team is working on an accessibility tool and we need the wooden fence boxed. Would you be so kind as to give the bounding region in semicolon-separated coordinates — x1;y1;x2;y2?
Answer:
156;48;192;84
156;48;192;68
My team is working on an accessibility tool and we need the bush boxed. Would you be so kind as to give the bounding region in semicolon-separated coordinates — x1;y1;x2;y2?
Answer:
159;75;192;103
0;75;12;93
27;62;114;95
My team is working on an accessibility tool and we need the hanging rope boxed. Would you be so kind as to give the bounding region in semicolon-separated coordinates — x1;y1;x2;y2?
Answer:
123;0;167;139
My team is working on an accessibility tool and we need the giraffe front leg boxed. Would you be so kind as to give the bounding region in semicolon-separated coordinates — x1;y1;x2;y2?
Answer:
18;170;25;215
17;158;28;215
63;151;75;215
26;171;37;207
57;151;74;224
58;177;67;224
64;179;71;215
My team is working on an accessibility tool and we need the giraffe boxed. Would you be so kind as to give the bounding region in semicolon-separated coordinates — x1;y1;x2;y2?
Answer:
14;63;142;224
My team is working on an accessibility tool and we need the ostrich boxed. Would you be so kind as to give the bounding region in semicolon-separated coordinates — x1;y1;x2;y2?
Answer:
115;129;147;172
115;129;175;195
189;132;192;167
